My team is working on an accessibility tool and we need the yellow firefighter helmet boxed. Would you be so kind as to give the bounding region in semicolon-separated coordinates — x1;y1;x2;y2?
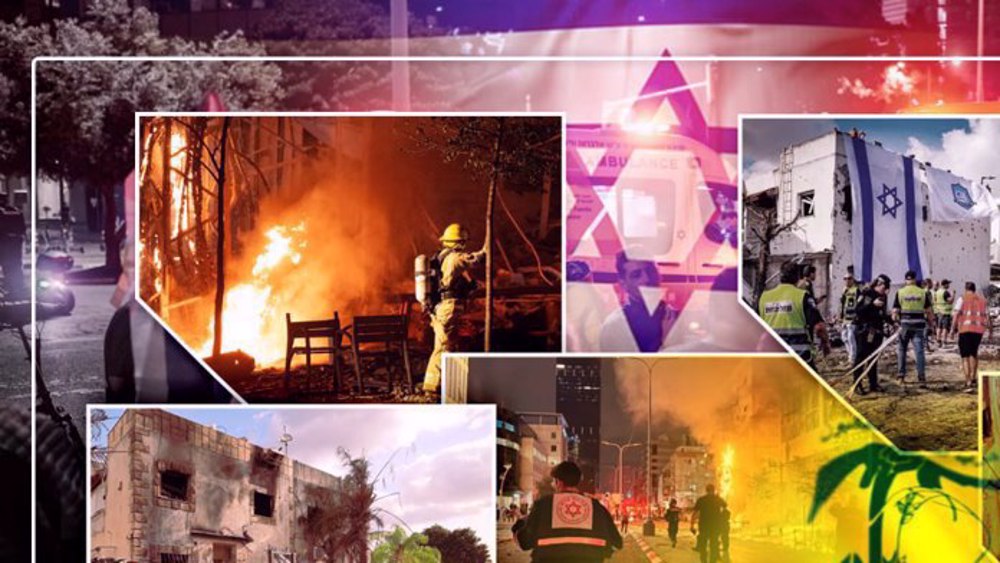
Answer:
439;223;469;246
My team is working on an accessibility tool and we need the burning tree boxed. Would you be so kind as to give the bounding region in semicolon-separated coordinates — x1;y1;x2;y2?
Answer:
139;115;303;366
409;116;562;350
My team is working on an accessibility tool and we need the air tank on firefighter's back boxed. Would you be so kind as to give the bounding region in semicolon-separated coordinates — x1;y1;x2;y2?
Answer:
415;254;430;309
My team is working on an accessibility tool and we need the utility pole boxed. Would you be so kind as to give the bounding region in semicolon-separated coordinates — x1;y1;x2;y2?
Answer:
622;357;665;536
390;0;411;110
601;440;642;496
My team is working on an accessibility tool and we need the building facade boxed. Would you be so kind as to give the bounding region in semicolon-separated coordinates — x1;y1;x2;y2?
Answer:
555;359;602;489
744;130;992;319
91;409;341;563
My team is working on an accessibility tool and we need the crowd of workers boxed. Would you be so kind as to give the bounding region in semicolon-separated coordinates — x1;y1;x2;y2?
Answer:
758;261;991;394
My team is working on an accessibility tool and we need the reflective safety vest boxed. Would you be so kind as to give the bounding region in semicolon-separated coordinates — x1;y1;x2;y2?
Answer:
933;288;954;315
842;286;859;322
516;492;620;560
897;285;929;328
758;284;810;357
955;292;988;334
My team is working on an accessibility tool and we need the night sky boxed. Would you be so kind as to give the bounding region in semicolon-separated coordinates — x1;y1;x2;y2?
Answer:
467;357;681;478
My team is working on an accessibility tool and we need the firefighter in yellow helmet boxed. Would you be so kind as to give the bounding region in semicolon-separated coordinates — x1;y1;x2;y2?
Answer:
421;223;487;393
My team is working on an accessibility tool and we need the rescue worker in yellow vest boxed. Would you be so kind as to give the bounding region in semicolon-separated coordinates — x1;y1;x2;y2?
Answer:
892;270;934;387
951;281;990;394
422;223;486;393
758;261;829;368
839;272;860;365
933;279;955;345
513;461;622;562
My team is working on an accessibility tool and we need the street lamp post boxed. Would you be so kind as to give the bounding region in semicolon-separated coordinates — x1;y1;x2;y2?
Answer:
499;462;513;496
601;440;642;496
622;357;666;537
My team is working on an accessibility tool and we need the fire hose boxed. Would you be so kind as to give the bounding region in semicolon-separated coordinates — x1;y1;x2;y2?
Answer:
496;183;556;286
843;328;901;398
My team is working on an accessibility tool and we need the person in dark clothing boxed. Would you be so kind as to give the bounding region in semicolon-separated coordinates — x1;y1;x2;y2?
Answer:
666;498;682;547
0;205;26;298
719;506;731;561
514;461;623;562
853;274;891;394
691;484;727;563
620;510;629;534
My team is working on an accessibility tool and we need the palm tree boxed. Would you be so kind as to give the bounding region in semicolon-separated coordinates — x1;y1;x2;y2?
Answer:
371;527;441;563
809;443;996;562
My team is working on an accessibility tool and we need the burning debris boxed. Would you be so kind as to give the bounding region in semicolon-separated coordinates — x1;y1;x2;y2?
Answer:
139;115;562;402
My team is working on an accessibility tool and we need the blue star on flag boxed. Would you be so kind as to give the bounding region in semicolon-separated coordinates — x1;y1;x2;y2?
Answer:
876;184;903;218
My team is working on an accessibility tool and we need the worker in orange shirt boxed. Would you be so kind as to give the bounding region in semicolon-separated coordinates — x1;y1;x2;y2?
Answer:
951;281;990;394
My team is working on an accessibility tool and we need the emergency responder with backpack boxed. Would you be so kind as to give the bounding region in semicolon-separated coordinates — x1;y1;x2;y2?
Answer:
415;223;486;393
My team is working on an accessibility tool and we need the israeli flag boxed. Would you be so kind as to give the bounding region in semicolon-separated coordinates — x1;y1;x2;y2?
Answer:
924;166;998;223
843;134;927;283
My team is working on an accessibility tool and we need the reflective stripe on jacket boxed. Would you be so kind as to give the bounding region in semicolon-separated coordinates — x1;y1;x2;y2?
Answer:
897;285;928;327
956;292;988;334
933;288;953;315
759;284;810;355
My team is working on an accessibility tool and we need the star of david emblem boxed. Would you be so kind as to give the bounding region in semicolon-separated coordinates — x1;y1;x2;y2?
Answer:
565;54;737;345
876;184;903;218
563;499;584;518
952;182;974;210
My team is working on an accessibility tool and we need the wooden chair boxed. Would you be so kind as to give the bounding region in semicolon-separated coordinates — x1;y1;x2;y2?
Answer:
284;312;348;394
350;314;413;394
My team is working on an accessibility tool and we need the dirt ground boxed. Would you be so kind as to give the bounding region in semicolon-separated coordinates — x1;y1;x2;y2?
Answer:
818;337;998;451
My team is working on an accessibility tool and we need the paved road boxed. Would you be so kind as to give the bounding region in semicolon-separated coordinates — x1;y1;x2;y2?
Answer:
639;523;832;563
0;319;30;409
37;284;115;439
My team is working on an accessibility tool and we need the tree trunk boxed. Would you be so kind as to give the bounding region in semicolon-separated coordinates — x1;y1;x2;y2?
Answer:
160;119;172;318
193;119;207;265
212;117;231;358
484;119;505;352
754;230;771;308
101;182;121;275
539;166;552;240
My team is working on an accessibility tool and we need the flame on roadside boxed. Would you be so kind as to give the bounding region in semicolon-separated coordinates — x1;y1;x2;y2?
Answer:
718;444;734;500
197;222;307;365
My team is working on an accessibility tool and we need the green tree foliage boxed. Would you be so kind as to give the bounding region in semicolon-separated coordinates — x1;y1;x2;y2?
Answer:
422;525;489;563
249;0;462;111
302;448;408;563
371;527;441;563
24;0;282;269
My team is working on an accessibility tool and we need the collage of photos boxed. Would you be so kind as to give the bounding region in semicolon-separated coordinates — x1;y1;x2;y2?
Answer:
7;2;1000;563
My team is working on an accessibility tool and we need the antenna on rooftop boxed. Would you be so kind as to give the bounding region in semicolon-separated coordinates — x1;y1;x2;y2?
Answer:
279;425;293;456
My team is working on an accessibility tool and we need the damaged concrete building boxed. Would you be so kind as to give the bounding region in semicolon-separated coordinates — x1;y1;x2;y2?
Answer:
743;130;992;319
91;409;341;563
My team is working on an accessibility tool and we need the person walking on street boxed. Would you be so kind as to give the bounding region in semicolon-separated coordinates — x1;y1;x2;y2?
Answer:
893;270;934;388
420;223;486;393
666;498;682;548
758;261;830;368
691;484;727;563
513;461;623;562
853;275;891;394
839;272;860;365
620;510;630;534
934;279;955;346
952;282;990;394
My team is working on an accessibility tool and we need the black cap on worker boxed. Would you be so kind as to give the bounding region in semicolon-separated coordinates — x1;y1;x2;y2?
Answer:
904;270;917;281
